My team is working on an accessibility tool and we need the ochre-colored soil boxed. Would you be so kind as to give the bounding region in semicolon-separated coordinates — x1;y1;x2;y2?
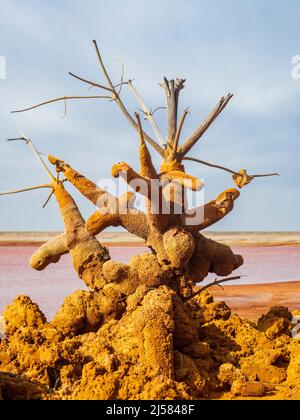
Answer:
0;286;299;400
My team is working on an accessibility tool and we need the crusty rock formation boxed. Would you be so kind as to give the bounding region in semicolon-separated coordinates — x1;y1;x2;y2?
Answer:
0;291;299;400
1;42;284;400
0;372;47;401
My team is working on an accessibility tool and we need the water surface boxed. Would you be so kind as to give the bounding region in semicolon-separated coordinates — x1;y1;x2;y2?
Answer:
0;245;299;320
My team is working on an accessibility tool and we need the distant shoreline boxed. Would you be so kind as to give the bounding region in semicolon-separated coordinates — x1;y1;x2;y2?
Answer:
0;231;300;247
210;280;300;320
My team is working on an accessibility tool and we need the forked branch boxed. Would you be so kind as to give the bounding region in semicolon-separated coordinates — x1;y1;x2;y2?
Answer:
7;134;56;182
180;94;233;156
160;78;186;145
68;72;114;93
91;40;165;156
12;40;165;158
128;80;165;146
1;136;58;206
92;39;115;90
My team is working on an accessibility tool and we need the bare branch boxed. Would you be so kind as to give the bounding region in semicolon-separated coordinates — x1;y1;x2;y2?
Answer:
183;156;238;175
152;106;166;115
114;103;165;157
252;173;280;178
184;157;280;179
11;40;164;157
0;184;52;196
113;81;129;89
128;80;165;146
160;78;186;145
92;40;165;157
8;134;56;182
92;40;115;90
14;133;56;182
116;57;125;95
42;190;54;208
68;72;114;93
159;77;170;95
11;95;111;114
175;78;186;93
180;93;234;156
185;275;244;302
173;108;189;153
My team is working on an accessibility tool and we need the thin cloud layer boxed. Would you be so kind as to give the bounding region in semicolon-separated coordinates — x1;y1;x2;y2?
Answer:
0;0;299;231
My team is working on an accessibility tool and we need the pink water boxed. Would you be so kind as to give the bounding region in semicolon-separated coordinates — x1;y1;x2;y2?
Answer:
0;245;300;320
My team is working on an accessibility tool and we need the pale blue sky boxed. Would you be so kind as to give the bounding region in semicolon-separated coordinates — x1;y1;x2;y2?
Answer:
0;0;299;231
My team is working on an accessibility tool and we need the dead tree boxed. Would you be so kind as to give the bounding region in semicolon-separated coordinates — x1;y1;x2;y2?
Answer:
0;41;284;401
3;40;279;298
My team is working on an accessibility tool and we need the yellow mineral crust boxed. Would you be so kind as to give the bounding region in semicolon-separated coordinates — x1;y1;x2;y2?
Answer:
30;234;68;271
232;169;254;189
0;371;47;400
160;170;204;192
1;288;299;400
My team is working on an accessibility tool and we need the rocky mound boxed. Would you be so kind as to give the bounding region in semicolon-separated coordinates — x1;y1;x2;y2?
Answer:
0;287;299;400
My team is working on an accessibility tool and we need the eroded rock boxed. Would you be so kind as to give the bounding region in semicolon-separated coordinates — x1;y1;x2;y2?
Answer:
231;380;266;398
0;282;299;400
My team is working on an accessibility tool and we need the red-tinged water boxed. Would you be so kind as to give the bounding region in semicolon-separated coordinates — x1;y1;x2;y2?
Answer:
0;245;300;320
